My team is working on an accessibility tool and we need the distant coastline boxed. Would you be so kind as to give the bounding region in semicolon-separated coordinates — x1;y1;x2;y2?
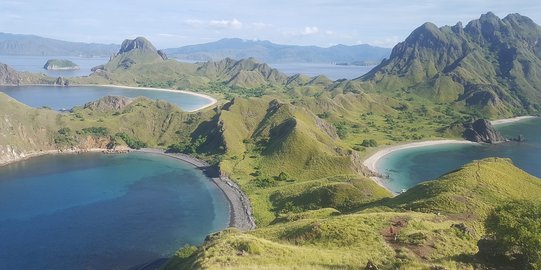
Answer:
362;115;539;193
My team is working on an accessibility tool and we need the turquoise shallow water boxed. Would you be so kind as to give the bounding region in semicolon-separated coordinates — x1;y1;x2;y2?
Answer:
376;118;541;193
0;152;229;269
0;85;212;112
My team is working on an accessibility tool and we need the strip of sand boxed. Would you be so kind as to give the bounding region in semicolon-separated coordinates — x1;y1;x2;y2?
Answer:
490;115;537;126
95;84;218;112
362;140;476;193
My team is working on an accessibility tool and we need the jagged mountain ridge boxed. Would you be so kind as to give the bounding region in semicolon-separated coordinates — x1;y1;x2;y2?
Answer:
360;12;541;116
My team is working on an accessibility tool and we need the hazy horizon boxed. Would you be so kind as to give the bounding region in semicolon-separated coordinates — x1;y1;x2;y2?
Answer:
1;1;540;49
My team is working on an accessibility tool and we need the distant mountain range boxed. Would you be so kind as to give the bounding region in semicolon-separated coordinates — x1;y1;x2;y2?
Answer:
163;38;391;64
0;33;390;64
0;32;118;56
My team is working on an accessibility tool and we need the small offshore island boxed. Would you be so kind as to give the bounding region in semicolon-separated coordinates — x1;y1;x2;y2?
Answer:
43;59;80;70
1;12;541;270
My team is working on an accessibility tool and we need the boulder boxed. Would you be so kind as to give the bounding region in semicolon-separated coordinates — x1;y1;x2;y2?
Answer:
463;119;505;143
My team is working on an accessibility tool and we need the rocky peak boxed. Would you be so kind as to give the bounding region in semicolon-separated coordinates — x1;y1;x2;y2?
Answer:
118;37;157;54
463;119;506;143
0;63;20;85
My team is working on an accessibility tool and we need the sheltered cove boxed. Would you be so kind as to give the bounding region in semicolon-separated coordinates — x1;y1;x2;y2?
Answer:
0;84;255;231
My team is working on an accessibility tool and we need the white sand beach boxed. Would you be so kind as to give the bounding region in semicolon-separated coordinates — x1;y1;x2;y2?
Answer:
490;115;537;126
362;140;476;193
97;84;218;112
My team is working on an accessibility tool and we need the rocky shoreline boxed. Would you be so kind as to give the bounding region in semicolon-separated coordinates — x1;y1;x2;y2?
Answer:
134;148;256;231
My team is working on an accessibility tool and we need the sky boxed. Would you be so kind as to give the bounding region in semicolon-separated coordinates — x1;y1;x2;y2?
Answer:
1;0;541;49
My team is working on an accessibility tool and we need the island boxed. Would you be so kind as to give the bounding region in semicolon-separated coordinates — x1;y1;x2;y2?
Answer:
43;59;80;70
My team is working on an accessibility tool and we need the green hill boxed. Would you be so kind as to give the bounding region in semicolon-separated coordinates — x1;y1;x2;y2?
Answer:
360;12;541;117
164;158;541;269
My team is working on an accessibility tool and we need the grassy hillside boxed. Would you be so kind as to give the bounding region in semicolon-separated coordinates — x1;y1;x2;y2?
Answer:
164;158;541;269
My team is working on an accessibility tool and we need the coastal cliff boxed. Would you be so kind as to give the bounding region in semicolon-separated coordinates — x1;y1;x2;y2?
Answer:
463;119;505;143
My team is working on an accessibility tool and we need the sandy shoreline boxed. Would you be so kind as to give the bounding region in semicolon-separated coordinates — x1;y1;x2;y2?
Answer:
362;140;476;193
490;115;537;125
0;148;107;167
94;84;218;112
0;147;256;231
5;83;218;112
362;115;539;192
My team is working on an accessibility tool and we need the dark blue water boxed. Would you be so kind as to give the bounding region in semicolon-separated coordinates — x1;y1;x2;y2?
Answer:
0;85;212;112
0;55;108;77
377;118;541;193
0;152;229;270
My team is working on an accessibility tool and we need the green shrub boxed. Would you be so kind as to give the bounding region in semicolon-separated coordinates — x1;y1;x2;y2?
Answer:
236;240;262;255
116;132;147;149
361;139;378;147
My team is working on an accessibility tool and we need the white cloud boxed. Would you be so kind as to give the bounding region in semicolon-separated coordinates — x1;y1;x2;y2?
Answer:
184;18;243;30
251;22;272;30
301;26;319;35
209;18;243;29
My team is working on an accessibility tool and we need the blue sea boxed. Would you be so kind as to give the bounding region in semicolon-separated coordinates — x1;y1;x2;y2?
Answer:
0;55;108;77
0;85;212;112
0;152;229;269
376;118;541;193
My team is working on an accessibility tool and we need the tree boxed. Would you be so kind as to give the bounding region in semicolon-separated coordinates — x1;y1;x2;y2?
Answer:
484;201;541;269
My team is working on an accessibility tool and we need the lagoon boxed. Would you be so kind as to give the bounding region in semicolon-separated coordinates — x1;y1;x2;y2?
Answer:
0;152;229;269
376;118;541;193
0;85;213;112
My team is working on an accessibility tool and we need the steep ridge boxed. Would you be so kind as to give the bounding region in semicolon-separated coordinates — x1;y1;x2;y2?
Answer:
196;57;288;88
360;12;541;116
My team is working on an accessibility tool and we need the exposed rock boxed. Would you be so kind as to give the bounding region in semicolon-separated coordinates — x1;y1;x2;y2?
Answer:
364;261;379;270
0;63;20;85
463;119;506;143
54;77;69;86
157;49;168;60
83;96;133;112
511;134;526;142
118;37;157;54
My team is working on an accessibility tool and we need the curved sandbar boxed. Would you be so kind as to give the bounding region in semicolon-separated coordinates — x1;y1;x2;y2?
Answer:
362;140;476;193
96;84;218;112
